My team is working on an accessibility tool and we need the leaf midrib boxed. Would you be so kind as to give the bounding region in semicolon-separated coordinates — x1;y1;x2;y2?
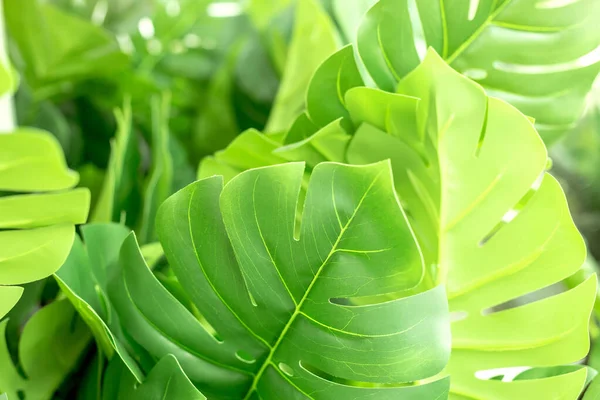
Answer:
242;169;383;399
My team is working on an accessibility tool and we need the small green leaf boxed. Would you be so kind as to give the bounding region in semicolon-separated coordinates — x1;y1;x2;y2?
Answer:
265;0;338;132
306;45;363;128
139;94;173;244
0;300;91;400
0;130;89;319
0;129;79;191
198;129;287;182
92;99;141;226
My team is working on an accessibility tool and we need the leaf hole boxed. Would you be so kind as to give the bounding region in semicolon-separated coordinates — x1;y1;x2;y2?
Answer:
450;310;468;322
482;280;565;316
329;286;415;307
299;360;417;387
407;0;427;60
196;311;223;343
278;362;294;377
235;350;256;364
463;68;488;81
475;366;531;382
474;97;489;157
247;289;258;307
478;173;543;246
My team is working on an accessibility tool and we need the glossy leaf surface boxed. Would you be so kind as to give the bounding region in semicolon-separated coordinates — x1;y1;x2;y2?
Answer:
200;45;596;399
102;355;205;400
116;161;453;399
357;0;600;143
55;223;144;381
0;130;89;319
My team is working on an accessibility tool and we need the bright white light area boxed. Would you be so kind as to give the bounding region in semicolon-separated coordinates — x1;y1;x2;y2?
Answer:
165;0;181;17
462;68;488;80
476;366;531;382
501;209;519;223
116;34;134;54
468;0;480;20
138;17;155;39
147;39;163;55
207;2;243;18
91;0;108;25
493;45;600;75
536;0;581;9
407;0;427;61
183;33;202;48
532;172;545;191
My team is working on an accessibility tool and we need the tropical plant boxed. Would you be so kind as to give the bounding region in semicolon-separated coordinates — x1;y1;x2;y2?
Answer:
0;37;90;399
51;46;595;399
2;0;600;398
336;0;600;144
198;42;597;398
0;63;89;320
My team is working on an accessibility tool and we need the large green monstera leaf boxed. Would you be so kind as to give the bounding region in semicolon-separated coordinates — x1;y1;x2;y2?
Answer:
113;161;450;399
199;46;596;398
355;0;600;143
0;130;90;320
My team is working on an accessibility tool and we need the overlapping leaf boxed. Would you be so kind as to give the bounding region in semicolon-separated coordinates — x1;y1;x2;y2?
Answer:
0;300;91;399
0;130;89;320
54;223;145;380
355;0;600;143
108;161;452;399
199;42;596;398
349;50;594;399
5;0;128;90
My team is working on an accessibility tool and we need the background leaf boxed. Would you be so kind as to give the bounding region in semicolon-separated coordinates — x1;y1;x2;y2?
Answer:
357;0;600;144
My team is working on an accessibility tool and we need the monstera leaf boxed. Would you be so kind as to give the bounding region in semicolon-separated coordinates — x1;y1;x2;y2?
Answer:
101;355;205;400
265;0;338;133
0;130;90;320
54;223;144;381
350;0;600;143
344;50;595;398
4;0;128;89
0;300;91;400
110;161;451;399
198;43;596;398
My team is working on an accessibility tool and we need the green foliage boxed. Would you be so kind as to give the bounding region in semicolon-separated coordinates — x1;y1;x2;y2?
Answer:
0;130;89;319
54;223;143;380
0;300;91;400
4;0;128;90
91;100;141;226
101;355;205;400
356;0;600;144
2;0;600;398
585;374;600;400
265;0;338;132
154;161;450;398
199;41;596;398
